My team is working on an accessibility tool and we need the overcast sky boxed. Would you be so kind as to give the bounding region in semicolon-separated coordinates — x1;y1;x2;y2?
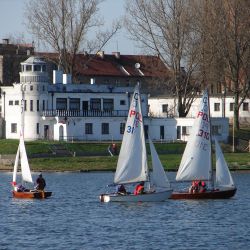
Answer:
0;0;138;55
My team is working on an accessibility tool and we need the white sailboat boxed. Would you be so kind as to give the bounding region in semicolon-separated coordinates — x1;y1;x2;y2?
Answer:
100;83;172;202
12;132;52;199
171;89;236;199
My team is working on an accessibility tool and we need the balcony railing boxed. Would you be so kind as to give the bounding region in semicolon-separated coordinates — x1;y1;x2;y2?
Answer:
41;109;130;118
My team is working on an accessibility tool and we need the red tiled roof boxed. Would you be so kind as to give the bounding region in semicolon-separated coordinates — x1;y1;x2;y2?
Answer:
37;52;170;78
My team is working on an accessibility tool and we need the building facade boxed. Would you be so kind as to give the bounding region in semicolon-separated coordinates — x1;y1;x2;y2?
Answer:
0;56;229;142
149;95;250;125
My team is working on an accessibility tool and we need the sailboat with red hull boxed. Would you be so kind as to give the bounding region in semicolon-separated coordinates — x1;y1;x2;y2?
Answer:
170;89;236;200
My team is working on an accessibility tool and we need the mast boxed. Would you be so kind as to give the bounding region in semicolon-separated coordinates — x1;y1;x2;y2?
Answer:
137;82;150;184
207;89;214;189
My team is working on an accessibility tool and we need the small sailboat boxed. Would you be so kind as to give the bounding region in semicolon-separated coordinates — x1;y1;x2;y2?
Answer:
12;132;52;199
170;89;236;199
100;83;172;202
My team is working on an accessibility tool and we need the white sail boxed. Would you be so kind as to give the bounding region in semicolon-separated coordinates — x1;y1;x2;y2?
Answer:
149;137;171;189
215;138;235;188
19;134;33;183
13;145;20;183
176;89;212;181
114;84;148;184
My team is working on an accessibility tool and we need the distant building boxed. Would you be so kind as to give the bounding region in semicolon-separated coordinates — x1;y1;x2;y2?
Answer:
0;39;35;86
0;56;229;143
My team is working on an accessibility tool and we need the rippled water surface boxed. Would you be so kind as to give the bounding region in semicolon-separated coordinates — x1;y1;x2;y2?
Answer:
0;172;250;250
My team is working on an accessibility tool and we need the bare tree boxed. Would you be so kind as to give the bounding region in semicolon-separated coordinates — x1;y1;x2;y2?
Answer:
25;0;120;77
124;0;202;117
202;0;250;130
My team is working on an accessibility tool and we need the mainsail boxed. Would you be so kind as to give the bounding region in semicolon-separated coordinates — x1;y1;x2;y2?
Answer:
13;133;33;184
176;89;212;181
114;83;148;184
149;137;171;189
215;137;235;188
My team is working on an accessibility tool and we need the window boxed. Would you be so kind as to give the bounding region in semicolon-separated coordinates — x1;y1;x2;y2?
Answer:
230;103;234;111
30;100;33;111
177;126;181;140
69;98;80;110
120;100;126;105
120;123;125;134
36;123;39;134
34;65;41;71
15;100;19;105
56;98;67;110
30;85;33;91
243;102;249;111
162;104;168;113
42;65;46;72
24;100;27;111
144;125;148;139
9;100;13;106
212;125;222;135
182;126;192;135
42;100;46;111
102;123;109;134
26;65;32;71
82;101;88;110
11;123;17;133
103;99;114;110
214;103;220;111
85;123;93;134
160;126;164;139
37;100;39;111
90;98;101;110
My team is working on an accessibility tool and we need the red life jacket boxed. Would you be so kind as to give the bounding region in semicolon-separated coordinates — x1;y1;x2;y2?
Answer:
134;185;144;195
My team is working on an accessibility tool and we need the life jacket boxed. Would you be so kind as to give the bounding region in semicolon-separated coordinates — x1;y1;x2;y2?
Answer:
134;185;144;195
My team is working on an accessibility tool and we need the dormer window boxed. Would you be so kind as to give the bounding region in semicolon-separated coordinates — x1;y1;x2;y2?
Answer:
42;65;46;72
26;65;32;71
34;65;41;71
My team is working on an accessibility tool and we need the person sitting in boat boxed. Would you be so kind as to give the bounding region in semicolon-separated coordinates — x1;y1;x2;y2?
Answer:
116;184;127;195
134;182;145;195
35;173;46;191
189;181;199;193
17;184;30;192
199;181;207;193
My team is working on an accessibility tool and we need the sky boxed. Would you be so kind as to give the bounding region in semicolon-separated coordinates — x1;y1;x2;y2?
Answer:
0;0;138;55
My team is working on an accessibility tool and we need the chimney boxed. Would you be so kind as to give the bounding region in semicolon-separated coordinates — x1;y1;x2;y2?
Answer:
2;38;9;45
53;70;63;84
112;52;120;59
63;73;72;84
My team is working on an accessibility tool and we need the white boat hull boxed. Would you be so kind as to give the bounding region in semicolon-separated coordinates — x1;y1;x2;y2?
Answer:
100;189;173;202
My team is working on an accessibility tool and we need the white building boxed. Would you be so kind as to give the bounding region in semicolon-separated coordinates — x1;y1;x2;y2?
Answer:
0;56;229;142
149;95;250;124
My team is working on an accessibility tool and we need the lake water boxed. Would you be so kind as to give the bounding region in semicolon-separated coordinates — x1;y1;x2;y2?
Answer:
0;171;249;250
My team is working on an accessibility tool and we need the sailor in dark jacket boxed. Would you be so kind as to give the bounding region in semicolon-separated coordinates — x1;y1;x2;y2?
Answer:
36;173;46;191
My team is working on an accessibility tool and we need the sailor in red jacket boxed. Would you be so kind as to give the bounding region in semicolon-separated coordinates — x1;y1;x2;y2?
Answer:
134;181;145;195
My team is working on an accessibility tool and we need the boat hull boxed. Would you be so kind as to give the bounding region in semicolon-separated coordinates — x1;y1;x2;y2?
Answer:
12;190;52;199
100;189;172;202
170;188;237;199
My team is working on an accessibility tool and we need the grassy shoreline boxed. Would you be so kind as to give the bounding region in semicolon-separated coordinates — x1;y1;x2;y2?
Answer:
0;140;249;172
1;153;249;172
